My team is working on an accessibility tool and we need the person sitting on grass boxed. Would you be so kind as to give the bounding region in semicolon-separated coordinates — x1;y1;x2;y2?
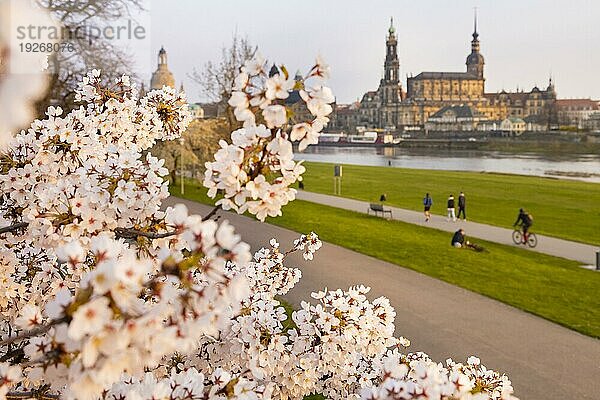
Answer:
451;229;485;252
451;228;466;248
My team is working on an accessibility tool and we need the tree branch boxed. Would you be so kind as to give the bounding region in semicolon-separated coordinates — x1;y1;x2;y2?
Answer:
0;347;24;362
114;228;178;240
0;222;28;235
6;389;59;400
0;317;68;347
0;223;178;240
202;206;221;221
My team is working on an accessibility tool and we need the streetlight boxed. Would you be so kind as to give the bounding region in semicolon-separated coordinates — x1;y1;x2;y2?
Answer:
179;137;185;195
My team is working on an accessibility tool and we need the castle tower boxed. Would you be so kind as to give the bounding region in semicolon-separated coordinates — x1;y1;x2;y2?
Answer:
150;46;176;90
466;10;485;79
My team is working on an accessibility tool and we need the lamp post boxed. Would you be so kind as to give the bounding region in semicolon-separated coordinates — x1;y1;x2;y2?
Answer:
179;137;185;195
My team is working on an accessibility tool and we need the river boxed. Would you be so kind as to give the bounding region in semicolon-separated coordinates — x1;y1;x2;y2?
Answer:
295;146;600;183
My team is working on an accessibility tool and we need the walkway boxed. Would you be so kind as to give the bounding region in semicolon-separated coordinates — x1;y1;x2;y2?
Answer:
296;190;599;265
165;196;600;400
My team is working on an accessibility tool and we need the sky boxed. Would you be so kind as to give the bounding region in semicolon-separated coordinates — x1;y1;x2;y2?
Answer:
131;0;600;104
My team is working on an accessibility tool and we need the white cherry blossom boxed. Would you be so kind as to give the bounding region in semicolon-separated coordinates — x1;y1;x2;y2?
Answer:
0;63;518;400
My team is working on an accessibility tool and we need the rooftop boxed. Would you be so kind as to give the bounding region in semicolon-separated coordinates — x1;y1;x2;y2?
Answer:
556;99;599;109
410;71;480;80
429;104;484;119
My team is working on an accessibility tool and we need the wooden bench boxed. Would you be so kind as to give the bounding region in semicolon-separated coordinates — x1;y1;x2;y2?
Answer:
367;203;392;219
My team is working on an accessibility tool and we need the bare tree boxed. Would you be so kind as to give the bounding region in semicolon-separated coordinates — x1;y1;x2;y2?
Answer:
189;33;257;122
34;0;144;116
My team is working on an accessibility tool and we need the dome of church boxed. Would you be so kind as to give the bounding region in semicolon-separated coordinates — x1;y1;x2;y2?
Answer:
466;52;484;65
150;47;176;90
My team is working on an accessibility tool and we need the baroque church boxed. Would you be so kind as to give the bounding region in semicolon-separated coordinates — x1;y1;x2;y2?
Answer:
341;16;557;132
143;47;204;119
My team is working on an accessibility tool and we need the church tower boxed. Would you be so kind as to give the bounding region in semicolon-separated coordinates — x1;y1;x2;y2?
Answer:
466;11;484;79
380;17;402;105
384;17;399;84
150;47;176;90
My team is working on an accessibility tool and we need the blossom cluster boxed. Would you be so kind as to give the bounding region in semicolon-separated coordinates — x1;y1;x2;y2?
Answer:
361;353;516;400
0;66;518;400
106;368;273;400
203;55;335;221
17;211;251;400
0;69;190;250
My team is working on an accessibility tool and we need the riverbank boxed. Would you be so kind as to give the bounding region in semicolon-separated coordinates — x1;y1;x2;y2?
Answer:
317;131;600;154
298;162;600;245
298;145;600;183
478;139;600;154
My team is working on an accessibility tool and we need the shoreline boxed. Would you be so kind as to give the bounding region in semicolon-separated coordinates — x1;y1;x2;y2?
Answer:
311;139;600;154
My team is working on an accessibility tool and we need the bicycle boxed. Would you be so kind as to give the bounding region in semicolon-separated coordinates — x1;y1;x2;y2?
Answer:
465;241;485;252
512;227;537;248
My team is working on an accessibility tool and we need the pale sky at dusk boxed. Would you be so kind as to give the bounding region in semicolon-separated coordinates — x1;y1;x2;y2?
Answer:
133;0;600;104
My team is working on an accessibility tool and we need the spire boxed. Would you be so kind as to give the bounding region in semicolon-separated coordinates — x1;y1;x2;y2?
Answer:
547;73;556;93
388;16;395;35
466;8;484;79
470;8;480;53
473;7;478;36
158;46;168;66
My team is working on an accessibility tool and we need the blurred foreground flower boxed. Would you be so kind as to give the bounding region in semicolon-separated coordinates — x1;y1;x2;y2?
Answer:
0;0;58;147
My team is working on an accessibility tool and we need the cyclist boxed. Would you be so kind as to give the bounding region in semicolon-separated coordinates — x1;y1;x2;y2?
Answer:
513;208;533;243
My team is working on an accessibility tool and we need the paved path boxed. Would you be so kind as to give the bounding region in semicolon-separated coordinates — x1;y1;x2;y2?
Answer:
166;196;600;400
296;191;599;266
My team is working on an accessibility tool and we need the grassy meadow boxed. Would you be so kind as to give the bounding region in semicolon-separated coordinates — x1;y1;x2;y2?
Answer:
298;162;600;245
172;179;600;338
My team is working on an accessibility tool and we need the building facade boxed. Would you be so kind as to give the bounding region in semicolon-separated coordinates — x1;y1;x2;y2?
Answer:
583;112;600;131
556;99;600;127
424;105;486;132
337;16;560;133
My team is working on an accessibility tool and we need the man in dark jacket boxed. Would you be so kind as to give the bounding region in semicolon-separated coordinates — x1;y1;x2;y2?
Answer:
451;229;465;248
457;192;466;221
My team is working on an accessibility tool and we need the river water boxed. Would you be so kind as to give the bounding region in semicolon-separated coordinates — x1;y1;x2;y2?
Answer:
295;146;600;183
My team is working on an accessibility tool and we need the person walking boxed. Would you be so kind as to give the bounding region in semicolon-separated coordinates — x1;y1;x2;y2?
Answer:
423;193;433;222
457;191;466;221
447;194;456;222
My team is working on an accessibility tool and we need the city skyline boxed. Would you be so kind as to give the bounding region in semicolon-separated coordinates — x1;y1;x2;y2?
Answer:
139;0;600;103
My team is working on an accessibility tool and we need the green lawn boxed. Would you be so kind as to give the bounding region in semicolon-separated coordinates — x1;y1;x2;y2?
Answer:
172;180;600;338
298;162;600;245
